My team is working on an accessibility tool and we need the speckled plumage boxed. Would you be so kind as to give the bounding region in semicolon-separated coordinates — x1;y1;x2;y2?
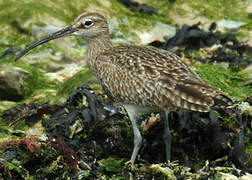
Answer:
75;13;232;114
16;12;233;164
91;45;221;112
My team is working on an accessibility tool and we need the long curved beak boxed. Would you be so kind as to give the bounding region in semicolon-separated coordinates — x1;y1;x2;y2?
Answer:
15;25;77;61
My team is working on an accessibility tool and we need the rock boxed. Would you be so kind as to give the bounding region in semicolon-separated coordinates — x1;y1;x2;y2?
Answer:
136;22;176;45
44;63;83;82
216;19;246;32
0;66;31;101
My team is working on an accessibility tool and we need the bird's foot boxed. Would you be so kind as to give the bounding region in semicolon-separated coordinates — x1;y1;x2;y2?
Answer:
124;160;136;171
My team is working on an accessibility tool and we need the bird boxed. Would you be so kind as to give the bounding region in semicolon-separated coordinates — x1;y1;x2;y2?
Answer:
15;12;233;165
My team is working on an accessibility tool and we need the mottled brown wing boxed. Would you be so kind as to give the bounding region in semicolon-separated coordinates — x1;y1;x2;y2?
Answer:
97;45;219;112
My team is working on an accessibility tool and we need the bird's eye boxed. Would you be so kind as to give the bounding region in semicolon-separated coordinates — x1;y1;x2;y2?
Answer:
84;20;93;27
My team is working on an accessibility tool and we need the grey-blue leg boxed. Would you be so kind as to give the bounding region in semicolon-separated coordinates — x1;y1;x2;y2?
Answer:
163;109;171;162
123;105;143;164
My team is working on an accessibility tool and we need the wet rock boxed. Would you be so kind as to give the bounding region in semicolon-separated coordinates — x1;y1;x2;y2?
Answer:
136;22;176;45
216;19;246;32
0;66;31;101
44;63;83;82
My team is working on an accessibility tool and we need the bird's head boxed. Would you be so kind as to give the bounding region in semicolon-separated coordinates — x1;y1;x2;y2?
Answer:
15;12;108;61
72;12;109;39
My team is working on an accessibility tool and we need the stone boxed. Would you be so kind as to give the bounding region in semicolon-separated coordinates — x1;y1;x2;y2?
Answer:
44;63;83;82
216;19;246;32
0;66;31;101
136;22;176;45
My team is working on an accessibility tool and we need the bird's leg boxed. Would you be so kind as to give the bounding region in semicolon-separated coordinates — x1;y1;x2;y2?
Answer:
163;109;171;162
123;104;143;165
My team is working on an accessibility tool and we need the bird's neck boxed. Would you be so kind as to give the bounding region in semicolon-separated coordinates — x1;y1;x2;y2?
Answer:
86;34;112;73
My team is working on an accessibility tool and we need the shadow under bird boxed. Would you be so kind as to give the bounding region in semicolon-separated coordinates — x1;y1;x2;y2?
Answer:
15;12;233;164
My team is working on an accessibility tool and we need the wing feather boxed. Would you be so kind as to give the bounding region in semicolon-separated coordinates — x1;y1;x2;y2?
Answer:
96;45;226;111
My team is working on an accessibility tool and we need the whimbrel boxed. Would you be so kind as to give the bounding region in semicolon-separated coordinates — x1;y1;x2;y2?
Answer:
15;12;232;164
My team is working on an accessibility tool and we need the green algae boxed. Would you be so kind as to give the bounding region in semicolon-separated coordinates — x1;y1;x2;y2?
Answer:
0;0;161;39
56;67;97;102
140;164;176;179
194;64;252;102
0;32;59;105
188;0;246;21
0;62;59;136
98;156;125;173
147;0;252;28
15;64;59;101
0;125;25;145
